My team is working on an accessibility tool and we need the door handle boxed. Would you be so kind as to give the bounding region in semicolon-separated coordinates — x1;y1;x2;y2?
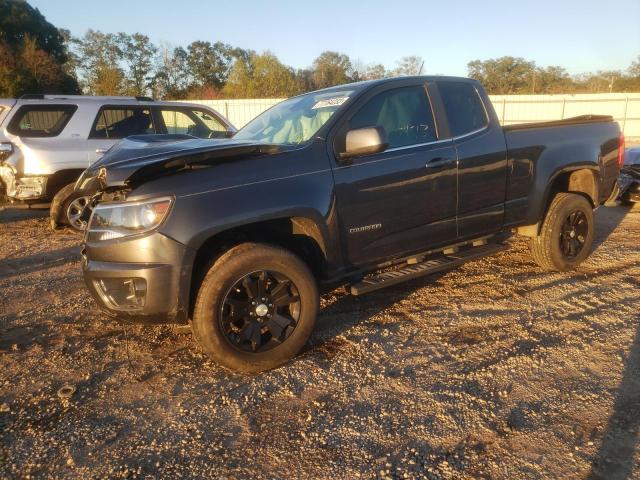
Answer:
95;148;108;154
425;157;453;169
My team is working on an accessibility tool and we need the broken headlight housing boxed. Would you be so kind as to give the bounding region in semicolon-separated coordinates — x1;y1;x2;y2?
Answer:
87;196;173;241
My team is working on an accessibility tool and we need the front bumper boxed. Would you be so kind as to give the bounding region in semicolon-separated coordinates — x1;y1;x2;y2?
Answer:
81;231;194;324
0;164;48;201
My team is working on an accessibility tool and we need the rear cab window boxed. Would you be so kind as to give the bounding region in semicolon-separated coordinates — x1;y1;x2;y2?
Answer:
7;104;77;137
437;81;489;137
348;85;438;150
90;106;155;139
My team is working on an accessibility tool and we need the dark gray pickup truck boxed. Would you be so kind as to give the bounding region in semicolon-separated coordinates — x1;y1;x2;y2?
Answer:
77;76;623;372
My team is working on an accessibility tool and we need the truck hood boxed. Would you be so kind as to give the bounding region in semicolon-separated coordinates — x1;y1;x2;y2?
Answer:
78;134;285;190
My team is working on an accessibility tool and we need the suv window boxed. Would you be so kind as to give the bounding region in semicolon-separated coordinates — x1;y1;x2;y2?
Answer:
349;86;437;149
7;105;77;137
159;107;227;139
90;106;155;139
438;81;488;137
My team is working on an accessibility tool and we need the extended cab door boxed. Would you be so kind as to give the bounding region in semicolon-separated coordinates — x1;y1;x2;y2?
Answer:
87;105;156;164
331;83;458;266
435;80;508;239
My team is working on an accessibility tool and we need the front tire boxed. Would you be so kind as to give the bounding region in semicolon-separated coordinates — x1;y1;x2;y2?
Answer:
191;243;319;373
50;183;91;232
530;192;594;271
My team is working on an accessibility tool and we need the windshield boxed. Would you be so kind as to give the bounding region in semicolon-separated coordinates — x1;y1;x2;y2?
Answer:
234;89;355;145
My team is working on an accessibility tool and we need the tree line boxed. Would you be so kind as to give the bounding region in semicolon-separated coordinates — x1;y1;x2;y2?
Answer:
1;0;639;99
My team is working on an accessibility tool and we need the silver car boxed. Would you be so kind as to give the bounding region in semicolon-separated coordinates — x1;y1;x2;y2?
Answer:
0;95;236;230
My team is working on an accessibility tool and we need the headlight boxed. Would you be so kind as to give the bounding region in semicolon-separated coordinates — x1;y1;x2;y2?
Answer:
87;196;173;241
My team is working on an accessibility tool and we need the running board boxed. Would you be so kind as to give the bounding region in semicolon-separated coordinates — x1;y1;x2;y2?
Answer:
349;242;508;295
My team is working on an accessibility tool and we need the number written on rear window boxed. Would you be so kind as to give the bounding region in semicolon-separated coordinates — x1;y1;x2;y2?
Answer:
7;105;78;137
90;107;155;139
437;81;489;137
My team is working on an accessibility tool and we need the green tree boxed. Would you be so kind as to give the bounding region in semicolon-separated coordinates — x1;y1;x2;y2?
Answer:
629;55;640;77
73;29;124;95
392;56;424;76
154;45;189;99
311;51;353;89
0;0;78;96
362;63;387;80
223;52;299;98
468;56;536;94
118;33;157;96
534;66;573;93
186;40;236;90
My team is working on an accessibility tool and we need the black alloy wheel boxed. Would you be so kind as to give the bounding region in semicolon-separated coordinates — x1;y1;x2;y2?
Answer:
559;210;588;259
220;270;301;353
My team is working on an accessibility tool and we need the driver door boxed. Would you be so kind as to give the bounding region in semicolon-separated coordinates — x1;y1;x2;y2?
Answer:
332;84;458;266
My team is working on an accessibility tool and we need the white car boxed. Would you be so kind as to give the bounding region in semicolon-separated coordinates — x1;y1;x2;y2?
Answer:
0;95;236;230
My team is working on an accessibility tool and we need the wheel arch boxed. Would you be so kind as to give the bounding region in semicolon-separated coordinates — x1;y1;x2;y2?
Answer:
46;168;86;200
188;215;330;318
518;166;599;237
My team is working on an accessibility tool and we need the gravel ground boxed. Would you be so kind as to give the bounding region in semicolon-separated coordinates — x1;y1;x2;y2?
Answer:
0;204;639;479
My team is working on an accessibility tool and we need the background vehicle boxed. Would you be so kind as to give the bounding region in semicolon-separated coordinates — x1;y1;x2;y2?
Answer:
78;76;623;373
0;95;235;230
619;146;640;204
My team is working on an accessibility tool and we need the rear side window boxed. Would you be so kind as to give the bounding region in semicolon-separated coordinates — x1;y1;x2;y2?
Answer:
438;81;488;137
90;107;155;139
349;86;437;149
7;105;77;137
159;107;227;138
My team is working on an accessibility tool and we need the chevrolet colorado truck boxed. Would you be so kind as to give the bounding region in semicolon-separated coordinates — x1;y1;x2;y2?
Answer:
77;76;623;373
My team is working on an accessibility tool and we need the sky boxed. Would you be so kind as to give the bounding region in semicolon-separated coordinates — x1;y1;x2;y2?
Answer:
29;0;640;76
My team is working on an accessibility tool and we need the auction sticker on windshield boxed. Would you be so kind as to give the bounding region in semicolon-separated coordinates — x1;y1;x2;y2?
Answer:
312;97;349;109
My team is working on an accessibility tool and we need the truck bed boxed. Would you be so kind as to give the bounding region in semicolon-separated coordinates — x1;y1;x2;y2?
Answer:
503;114;614;131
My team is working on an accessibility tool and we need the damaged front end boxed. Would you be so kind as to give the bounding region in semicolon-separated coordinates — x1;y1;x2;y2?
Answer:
0;157;48;202
75;133;282;224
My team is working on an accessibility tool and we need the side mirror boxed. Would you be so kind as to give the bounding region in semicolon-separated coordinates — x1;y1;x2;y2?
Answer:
339;126;388;160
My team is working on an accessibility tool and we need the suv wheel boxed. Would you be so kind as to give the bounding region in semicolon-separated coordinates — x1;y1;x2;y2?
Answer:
191;243;319;373
530;192;594;271
50;183;91;232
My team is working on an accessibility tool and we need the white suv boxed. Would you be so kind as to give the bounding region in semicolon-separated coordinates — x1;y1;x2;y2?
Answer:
0;95;235;230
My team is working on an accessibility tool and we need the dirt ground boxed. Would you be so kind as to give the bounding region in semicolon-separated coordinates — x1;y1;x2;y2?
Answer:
0;204;639;480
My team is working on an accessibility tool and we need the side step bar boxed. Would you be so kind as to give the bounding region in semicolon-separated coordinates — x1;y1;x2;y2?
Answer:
349;242;508;295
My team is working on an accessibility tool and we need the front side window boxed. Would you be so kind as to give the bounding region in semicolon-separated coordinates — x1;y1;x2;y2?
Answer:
90;107;155;139
437;81;488;137
348;86;437;149
7;105;77;137
159;108;227;139
234;89;356;145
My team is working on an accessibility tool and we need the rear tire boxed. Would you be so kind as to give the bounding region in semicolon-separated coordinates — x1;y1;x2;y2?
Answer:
530;192;594;271
50;183;91;232
191;243;319;373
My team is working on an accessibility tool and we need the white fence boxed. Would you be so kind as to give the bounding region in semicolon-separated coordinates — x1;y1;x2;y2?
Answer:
490;93;640;141
183;93;640;140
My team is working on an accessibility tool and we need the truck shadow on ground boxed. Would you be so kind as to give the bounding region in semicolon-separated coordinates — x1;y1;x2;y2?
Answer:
0;206;48;224
308;272;447;360
592;205;632;251
0;245;80;279
588;316;640;480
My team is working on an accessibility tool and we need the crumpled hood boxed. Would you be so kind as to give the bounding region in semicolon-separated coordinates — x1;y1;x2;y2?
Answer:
77;134;284;191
